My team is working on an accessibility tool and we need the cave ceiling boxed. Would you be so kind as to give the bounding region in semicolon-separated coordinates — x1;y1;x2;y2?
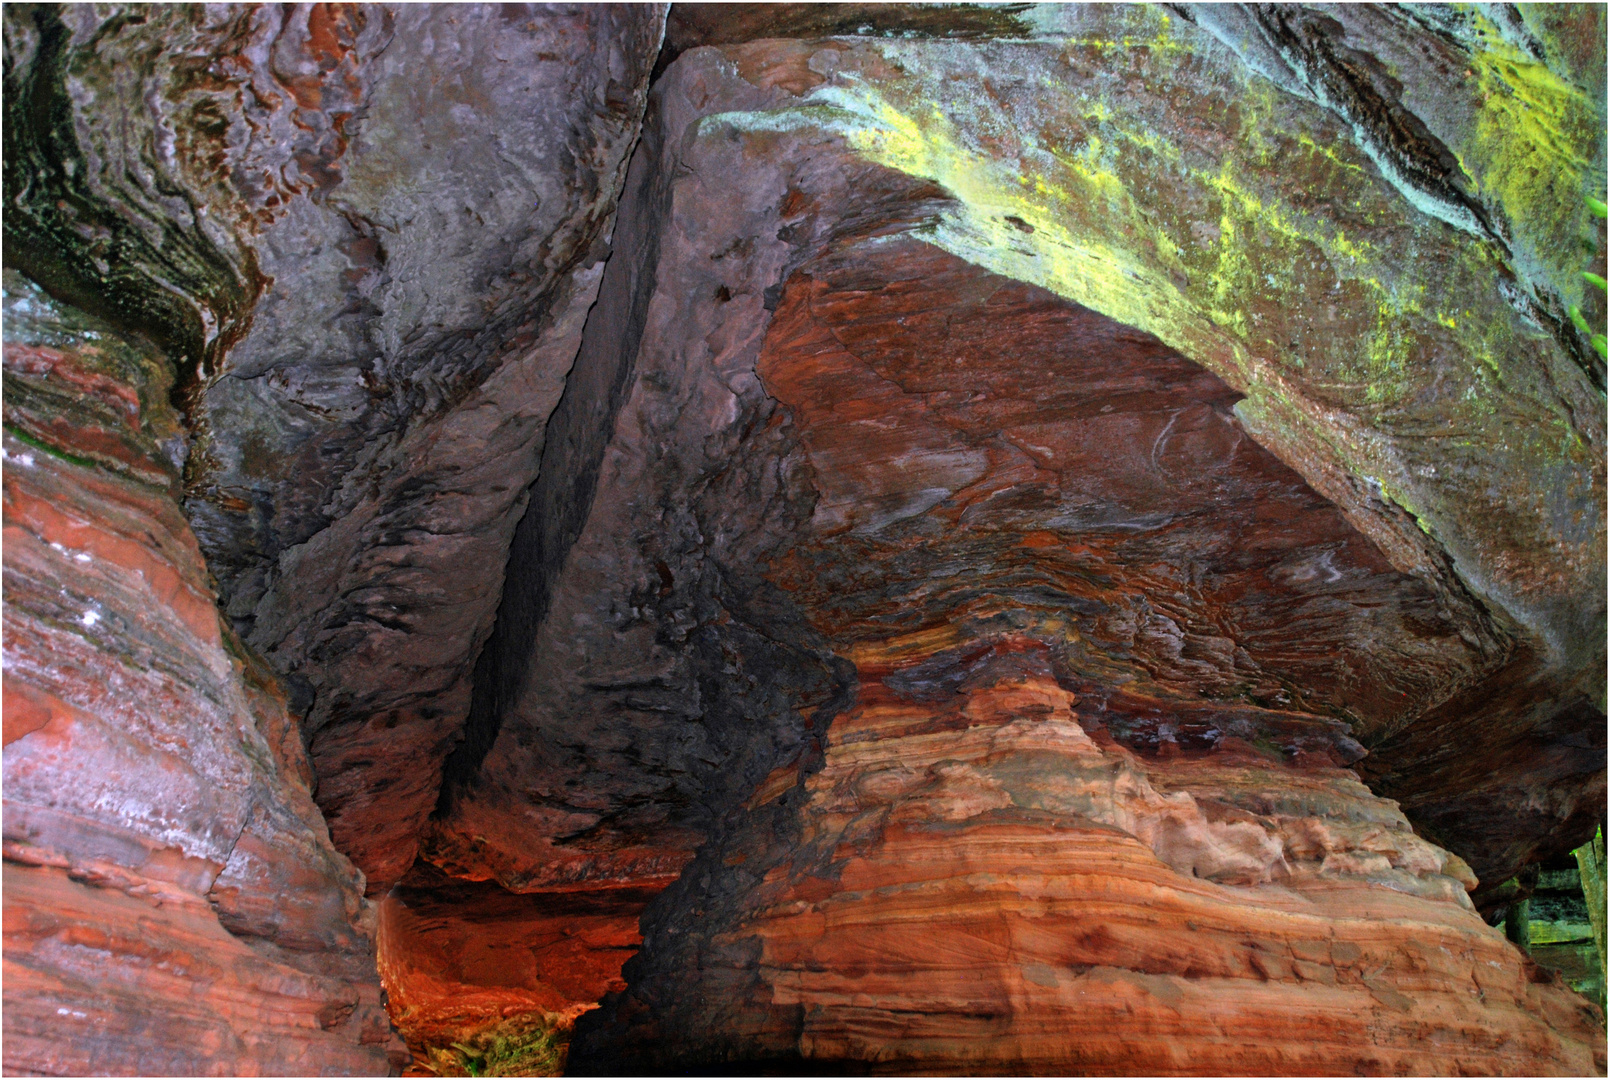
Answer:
2;2;1605;1075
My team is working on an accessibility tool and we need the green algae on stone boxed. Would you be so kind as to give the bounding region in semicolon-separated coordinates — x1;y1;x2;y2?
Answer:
1;269;188;492
420;1010;577;1077
709;10;1601;665
1455;6;1605;308
2;5;261;413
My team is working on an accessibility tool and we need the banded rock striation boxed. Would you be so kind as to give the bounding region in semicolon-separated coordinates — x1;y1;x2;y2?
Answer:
444;25;1600;1070
430;3;1605;919
575;667;1603;1074
4;1;668;896
2;3;1606;1076
2;273;406;1074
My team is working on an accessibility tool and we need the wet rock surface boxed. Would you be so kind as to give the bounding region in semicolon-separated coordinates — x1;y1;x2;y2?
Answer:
3;3;1605;1076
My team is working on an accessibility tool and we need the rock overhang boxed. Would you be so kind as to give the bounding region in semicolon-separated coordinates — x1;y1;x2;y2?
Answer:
2;3;1605;1074
429;20;1602;907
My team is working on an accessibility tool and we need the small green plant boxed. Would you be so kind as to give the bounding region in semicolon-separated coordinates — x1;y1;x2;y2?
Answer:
1570;196;1608;363
420;1012;570;1078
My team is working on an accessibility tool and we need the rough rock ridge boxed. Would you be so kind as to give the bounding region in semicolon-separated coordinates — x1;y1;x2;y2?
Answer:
573;668;1603;1074
4;1;669;897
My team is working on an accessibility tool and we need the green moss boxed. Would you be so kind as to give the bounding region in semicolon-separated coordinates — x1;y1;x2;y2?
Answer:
809;68;1443;412
420;1013;569;1078
1373;475;1438;538
1296;132;1367;177
3;423;100;471
2;6;258;411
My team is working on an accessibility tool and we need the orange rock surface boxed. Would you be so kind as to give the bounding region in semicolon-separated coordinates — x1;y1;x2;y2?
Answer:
564;93;1605;1066
375;865;659;1064
4;9;1605;1075
4;864;395;1076
577;667;1605;1074
2;275;405;1074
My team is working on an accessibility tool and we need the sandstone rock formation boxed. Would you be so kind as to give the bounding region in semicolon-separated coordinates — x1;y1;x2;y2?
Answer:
376;865;656;1071
3;3;663;1073
3;273;405;1073
5;1;667;898
575;668;1601;1074
3;2;1605;1076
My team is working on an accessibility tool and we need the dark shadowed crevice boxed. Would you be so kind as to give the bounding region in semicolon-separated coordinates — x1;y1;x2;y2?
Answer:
437;95;672;806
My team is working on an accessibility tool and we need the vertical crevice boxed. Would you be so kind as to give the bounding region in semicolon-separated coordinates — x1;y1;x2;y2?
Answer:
437;93;671;805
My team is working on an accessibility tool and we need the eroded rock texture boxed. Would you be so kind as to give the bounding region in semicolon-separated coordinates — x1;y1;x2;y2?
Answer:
5;1;667;896
429;18;1599;1072
2;275;405;1073
427;0;1605;905
3;2;1606;1076
2;2;663;1073
376;866;656;1069
577;670;1602;1074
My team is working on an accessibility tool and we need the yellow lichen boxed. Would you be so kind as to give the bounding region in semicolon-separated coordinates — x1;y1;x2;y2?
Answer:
1458;7;1602;300
703;11;1596;597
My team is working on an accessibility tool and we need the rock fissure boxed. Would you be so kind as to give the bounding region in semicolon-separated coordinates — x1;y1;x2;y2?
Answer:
3;3;1605;1076
441;90;673;810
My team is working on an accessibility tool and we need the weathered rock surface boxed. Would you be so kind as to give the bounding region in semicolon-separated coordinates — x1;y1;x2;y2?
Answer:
574;668;1604;1074
3;3;1605;1075
440;23;1601;1070
4;1;667;895
375;865;658;1069
437;4;1602;919
2;273;405;1074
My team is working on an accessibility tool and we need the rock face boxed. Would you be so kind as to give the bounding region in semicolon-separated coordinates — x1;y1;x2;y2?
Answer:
3;3;1606;1076
4;1;667;896
430;4;1604;911
2;274;405;1074
375;865;658;1067
575;668;1602;1074
2;2;663;1071
181;3;667;895
452;20;1597;1071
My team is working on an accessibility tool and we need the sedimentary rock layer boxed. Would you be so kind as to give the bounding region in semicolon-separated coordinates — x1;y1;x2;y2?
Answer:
448;25;1602;1069
573;669;1605;1074
2;273;405;1074
2;5;1604;1075
434;14;1602;919
375;865;658;1065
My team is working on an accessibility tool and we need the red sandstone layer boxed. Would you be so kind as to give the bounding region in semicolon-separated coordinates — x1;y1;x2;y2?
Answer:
2;276;405;1074
578;670;1605;1074
375;866;660;1066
